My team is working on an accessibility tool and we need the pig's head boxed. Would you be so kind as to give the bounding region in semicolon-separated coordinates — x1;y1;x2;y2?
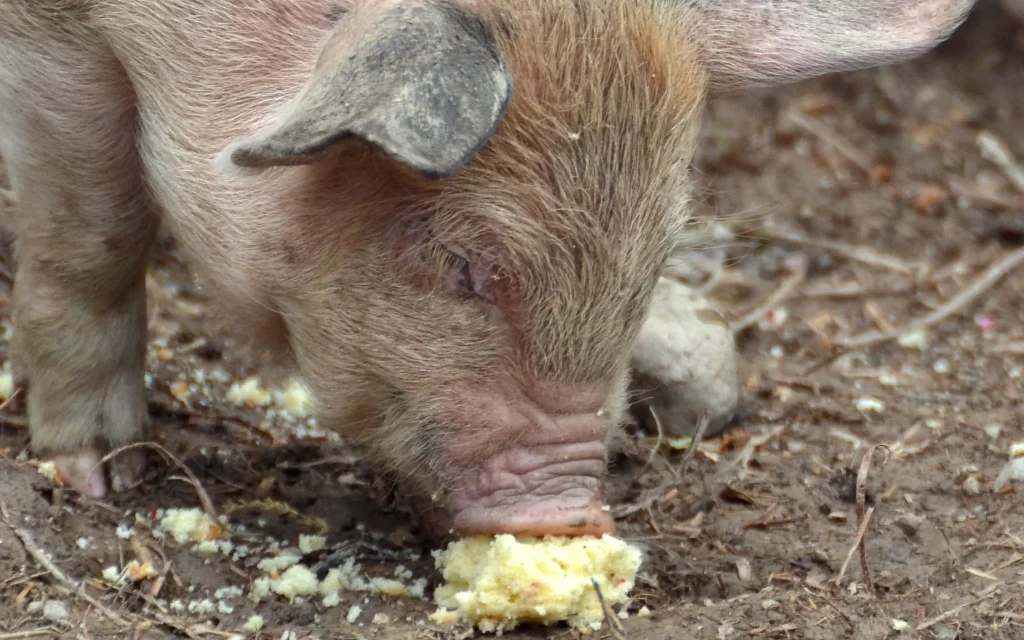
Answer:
219;0;975;538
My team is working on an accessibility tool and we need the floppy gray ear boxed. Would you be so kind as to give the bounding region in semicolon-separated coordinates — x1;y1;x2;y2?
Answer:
224;3;512;178
683;0;978;92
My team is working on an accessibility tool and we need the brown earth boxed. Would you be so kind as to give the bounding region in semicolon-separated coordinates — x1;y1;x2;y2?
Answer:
1;4;1023;639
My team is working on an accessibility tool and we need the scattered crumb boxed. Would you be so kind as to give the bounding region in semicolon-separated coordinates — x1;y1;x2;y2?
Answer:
37;461;59;483
431;534;642;633
298;534;326;555
638;606;651;617
372;613;391;625
274;378;313;418
158;508;224;545
187;599;216;615
258;554;302;575
227;377;272;407
346;605;363;624
855;397;885;413
241;615;264;634
323;592;342;608
270;565;320;602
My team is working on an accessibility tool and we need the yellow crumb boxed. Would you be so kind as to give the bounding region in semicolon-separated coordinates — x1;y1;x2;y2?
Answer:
0;370;14;401
273;378;313;418
227;377;272;407
431;534;642;633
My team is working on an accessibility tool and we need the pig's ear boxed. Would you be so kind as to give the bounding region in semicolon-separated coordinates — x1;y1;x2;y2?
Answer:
689;0;977;92
222;3;512;178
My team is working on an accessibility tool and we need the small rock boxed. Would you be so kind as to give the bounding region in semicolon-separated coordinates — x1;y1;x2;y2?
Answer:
962;476;981;496
894;513;925;537
983;424;1002;440
630;278;739;438
993;458;1024;492
43;600;71;622
760;599;780;610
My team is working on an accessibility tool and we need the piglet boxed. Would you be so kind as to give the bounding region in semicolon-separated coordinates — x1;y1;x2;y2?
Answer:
0;0;976;538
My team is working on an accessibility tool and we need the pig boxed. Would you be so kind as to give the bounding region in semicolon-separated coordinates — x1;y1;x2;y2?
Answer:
0;0;976;538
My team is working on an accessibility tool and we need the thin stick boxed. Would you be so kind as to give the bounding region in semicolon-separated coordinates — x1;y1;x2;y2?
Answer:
0;630;58;640
731;254;808;333
753;225;915;274
636;404;665;481
611;413;711;520
834;445;890;590
916;586;1000;631
978;131;1024;193
591;579;628;640
786;111;875;174
839;246;1024;350
96;442;219;524
0;501;134;628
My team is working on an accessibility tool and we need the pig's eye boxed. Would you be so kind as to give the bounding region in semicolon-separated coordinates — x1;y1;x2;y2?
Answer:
434;244;477;299
432;243;480;301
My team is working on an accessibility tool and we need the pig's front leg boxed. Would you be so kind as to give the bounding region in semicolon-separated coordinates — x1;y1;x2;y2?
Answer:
0;30;157;498
630;277;740;439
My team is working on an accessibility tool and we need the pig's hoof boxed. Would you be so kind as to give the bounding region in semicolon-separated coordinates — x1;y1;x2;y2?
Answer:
50;448;146;499
108;448;147;493
630;277;740;439
51;451;108;499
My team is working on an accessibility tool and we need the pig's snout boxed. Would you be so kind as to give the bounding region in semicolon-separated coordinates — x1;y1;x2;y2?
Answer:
439;384;616;537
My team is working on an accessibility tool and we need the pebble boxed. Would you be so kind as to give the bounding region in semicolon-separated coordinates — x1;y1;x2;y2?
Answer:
962;476;981;496
894;513;924;537
993;458;1024;492
42;600;71;622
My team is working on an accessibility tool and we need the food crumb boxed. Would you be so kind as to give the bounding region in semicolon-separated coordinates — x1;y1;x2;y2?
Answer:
257;554;301;575
323;592;342;608
227;377;272;407
346;605;363;623
298;534;326;555
37;461;59;483
270;565;320;602
372;613;391;625
241;615;264;634
432;534;642;633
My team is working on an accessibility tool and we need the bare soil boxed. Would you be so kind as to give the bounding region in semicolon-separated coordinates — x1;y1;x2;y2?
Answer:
2;5;1023;639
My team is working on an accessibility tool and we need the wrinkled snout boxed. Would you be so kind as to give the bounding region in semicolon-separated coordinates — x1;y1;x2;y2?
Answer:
439;384;616;537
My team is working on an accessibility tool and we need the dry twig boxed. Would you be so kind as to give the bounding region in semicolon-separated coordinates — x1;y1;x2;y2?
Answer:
612;413;711;520
752;225;916;274
97;442;219;524
0;630;58;640
834;446;889;591
978;131;1024;193
731;254;809;333
0;501;135;629
591;579;628;640
838;246;1024;350
916;584;1000;631
786;110;875;175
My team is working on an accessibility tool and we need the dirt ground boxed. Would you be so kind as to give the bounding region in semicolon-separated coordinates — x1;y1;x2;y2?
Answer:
2;4;1024;640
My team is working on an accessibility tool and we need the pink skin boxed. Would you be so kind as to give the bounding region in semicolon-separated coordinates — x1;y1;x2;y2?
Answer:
442;384;616;536
1;0;978;535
